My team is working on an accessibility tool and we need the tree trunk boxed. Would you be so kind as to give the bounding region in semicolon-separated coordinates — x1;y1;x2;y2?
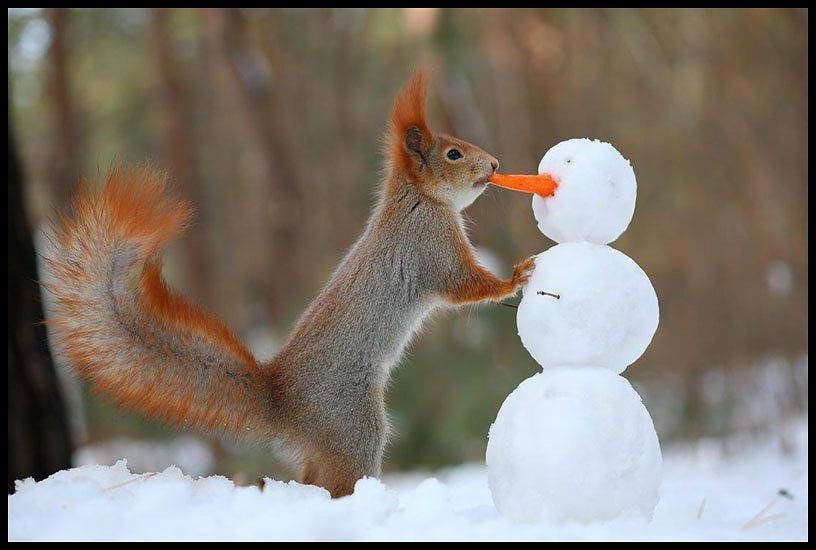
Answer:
201;8;302;323
8;108;73;494
150;7;212;305
45;7;82;209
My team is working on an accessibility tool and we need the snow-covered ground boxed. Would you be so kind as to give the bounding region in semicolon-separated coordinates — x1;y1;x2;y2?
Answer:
8;417;807;542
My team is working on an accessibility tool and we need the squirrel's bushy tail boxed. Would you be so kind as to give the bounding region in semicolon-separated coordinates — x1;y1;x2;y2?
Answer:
44;166;280;441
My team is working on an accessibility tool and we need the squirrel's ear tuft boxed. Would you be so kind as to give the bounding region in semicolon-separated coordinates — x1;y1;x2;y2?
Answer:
388;69;434;173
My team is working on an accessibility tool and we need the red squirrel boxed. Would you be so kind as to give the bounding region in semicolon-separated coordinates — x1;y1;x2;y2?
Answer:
45;71;535;497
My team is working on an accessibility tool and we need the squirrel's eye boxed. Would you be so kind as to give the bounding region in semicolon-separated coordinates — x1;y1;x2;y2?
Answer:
446;148;463;161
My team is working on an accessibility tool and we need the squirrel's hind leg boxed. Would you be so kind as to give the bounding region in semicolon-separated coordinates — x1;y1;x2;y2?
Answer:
298;403;386;498
300;453;356;498
299;448;381;498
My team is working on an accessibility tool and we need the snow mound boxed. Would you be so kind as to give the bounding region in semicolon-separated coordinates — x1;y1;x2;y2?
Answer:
7;418;807;541
533;138;636;244
517;243;659;373
74;436;214;477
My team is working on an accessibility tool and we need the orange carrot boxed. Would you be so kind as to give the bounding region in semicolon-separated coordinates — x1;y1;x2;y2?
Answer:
489;173;558;197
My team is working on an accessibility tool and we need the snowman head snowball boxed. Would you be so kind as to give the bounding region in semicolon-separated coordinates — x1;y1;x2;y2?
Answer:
533;138;637;245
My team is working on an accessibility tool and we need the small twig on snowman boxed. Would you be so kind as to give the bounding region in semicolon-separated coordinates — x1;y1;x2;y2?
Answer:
537;291;561;299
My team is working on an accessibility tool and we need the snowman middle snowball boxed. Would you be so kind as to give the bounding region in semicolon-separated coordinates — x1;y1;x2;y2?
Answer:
517;242;659;374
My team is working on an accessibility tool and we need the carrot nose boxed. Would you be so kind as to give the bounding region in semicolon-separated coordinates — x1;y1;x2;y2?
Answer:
489;173;558;197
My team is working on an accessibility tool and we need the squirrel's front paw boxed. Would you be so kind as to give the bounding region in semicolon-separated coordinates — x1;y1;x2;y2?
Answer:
510;256;536;290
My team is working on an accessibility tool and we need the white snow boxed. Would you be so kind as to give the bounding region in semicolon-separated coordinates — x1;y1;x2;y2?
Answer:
7;417;807;541
516;243;659;373
74;436;215;478
486;368;661;523
533;138;636;244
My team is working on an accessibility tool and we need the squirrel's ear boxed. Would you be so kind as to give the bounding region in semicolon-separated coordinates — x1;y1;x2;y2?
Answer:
388;69;434;172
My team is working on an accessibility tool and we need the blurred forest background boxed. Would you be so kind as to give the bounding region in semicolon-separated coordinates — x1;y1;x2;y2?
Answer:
8;8;808;483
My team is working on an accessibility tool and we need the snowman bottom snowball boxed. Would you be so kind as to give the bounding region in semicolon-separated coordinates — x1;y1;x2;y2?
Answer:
486;368;662;524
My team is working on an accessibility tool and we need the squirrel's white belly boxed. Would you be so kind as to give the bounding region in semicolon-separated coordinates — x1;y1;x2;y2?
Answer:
380;295;441;379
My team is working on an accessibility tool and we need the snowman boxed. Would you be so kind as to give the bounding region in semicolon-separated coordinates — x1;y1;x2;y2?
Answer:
485;139;662;524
